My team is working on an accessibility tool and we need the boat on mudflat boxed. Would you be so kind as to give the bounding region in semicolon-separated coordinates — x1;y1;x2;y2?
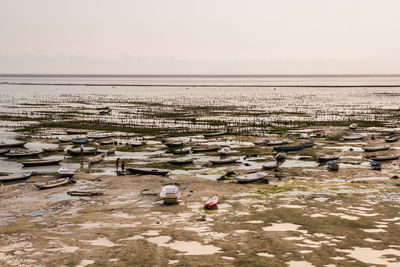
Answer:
192;145;220;153
327;160;339;171
273;144;306;152
131;141;147;147
0;141;26;148
87;133;114;139
266;140;290;146
35;178;70;189
164;141;184;148
343;134;366;140
317;154;341;162
160;185;181;204
67;147;97;155
203;131;227;138
363;145;390;152
262;162;281;170
5;151;42;158
367;154;400;161
100;139;114;145
218;147;231;156
21;158;63;167
0;148;11;155
126;167;170;176
42;146;64;152
385;136;399;143
303;139;315;147
210;157;239;165
88;152;107;164
67;191;104;196
97;147;116;154
168;158;194;165
65;129;88;135
234;171;267;183
204;195;219;209
0;172;33;183
370;161;382;170
171;147;191;155
58;167;75;177
73;139;90;144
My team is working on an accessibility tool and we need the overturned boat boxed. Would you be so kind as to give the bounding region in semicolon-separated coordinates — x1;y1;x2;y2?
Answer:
160;184;181;204
234;171;267;183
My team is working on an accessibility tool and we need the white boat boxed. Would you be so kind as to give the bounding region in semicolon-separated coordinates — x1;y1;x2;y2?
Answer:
262;162;281;170
349;123;358;130
362;145;390;152
234;171;267;183
218;147;231;156
160;185;181;204
88;152;107;164
317;154;341;161
58;167;75;177
343;134;366;140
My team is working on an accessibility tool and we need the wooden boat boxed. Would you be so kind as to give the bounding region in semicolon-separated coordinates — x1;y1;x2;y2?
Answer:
100;139;114;145
21;158;63;167
67;191;103;196
317;154;341;161
59;137;74;142
0;141;26;148
253;139;269;145
343;134;366;140
67;147;97;155
192;145;220;153
210;157;239;165
367;154;400;161
126;167;170;176
88;152;106;164
99;109;111;115
275;152;287;162
35;178;70;189
363;145;390;152
370;161;382;170
235;171;267;183
42;146;64;152
0;172;33;183
349;123;358;130
168;158;194;165
160;185;181;204
131;141;147;147
58;167;75;177
327;160;339;171
266;140;289;146
171;147;191;155
87;133;114;139
262;162;281;170
164;141;184;148
273;144;306;152
0;148;11;155
303;139;315;147
385;136;399;143
203;131;227;138
96;106;110;110
218;147;231;156
97;147;116;154
5;150;42;158
65;129;87;135
204;196;219;209
72;138;89;144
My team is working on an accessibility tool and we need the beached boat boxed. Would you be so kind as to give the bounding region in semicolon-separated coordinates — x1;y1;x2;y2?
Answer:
67;147;97;155
266;140;289;146
59;137;74;143
87;133;114;139
126;167;170;176
88;152;106;164
0;141;26;148
327;160;339;171
385;136;399;143
367;154;400;161
160;185;181;204
164;141;184;148
0;172;33;183
35;178;70;189
67;191;104;196
21;158;63;167
343;134;366;140
204;195;219;209
72;138;90;144
203;131;227;138
275;152;287;162
370;161;382;170
5;151;42;158
273;144;306;152
97;147;116;154
99;110;111;115
253;139;269;145
218;147;231;156
192;145;220;153
0;148;11;155
58;167;75;177
100;139;114;145
42;146;64;152
262;162;281;170
317;154;341;161
210;157;239;165
349;123;358;130
235;171;267;183
171;147;191;155
130;141;147;147
303;139;315;147
65;129;87;135
363;145;390;152
168;158;194;165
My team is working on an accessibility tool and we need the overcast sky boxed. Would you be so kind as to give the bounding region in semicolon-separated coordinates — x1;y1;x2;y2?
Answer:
1;0;399;74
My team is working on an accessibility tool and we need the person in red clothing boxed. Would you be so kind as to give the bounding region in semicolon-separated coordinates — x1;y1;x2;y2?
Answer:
116;157;120;172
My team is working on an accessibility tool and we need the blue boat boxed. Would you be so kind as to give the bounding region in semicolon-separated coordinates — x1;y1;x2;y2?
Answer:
72;139;89;144
273;144;306;152
327;160;339;171
370;161;382;170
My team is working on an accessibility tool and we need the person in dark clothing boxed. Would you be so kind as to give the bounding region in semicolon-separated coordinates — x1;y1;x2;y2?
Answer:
116;157;120;172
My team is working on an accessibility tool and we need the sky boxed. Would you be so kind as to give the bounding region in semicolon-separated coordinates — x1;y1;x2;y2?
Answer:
1;0;400;74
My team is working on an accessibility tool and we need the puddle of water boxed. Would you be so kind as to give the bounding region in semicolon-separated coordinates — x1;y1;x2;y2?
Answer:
286;261;315;267
338;247;400;266
76;260;95;267
364;238;381;243
118;235;144;241
262;223;307;234
279;204;306;209
257;252;274;257
362;229;386;233
81;237;118;247
46;242;79;253
245;220;264;224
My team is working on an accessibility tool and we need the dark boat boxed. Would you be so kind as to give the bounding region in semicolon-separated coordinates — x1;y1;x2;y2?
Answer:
273;144;306;152
126;167;170;176
131;141;147;147
67;191;104;196
65;129;88;135
210;157;239;165
203;131;227;138
0;148;11;155
168;158;194;165
192;145;220;153
0;172;33;183
164;141;184;148
5;151;42;158
21;158;63;167
171;147;191;155
367;154;400;161
363;145;390;152
370;161;382;170
327;160;339;171
35;178;70;189
0;141;26;148
385;136;399;143
72;139;89;144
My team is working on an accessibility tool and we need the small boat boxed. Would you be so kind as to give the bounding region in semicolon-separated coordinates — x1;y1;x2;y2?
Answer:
363;145;390;152
58;167;75;177
73;138;89;144
303;139;315;147
253;139;269;145
218;147;231;156
370;161;382;170
343;134;366;140
96;106;110;110
97;147;116;154
168;158;194;165
131;141;147;147
275;152;287;162
67;191;103;196
262;162;281;170
35;178;70;189
126;168;170;176
385;136;399;143
349;123;358;130
65;129;87;135
0;172;33;183
87;133;114;139
367;154;400;161
5;150;42;158
160;185;181;204
100;139;114;145
0;148;11;155
317;154;341;161
266;140;289;146
99;109;111;115
88;152;107;164
171;147;191;155
59;137;74;143
192;145;220;153
327;160;339;171
164;141;184;148
67;147;97;155
204;196;219;209
42;146;64;152
203;131;227;138
21;158;63;167
210;157;239;165
0;141;26;148
273;144;306;152
235;171;267;183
